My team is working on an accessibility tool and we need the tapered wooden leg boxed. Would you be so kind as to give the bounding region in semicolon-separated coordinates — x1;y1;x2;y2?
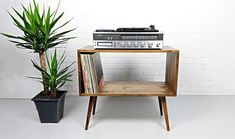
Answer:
85;96;95;130
158;97;163;116
92;97;97;115
161;97;170;131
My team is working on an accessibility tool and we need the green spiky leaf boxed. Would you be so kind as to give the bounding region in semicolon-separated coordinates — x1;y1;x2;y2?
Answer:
2;0;76;53
30;49;74;96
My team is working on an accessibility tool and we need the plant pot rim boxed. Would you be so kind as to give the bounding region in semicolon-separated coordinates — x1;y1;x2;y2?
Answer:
31;90;67;102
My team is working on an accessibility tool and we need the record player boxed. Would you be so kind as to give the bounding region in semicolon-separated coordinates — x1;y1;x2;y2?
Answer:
93;25;163;49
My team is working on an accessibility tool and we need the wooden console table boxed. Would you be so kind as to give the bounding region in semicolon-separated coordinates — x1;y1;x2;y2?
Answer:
77;46;179;131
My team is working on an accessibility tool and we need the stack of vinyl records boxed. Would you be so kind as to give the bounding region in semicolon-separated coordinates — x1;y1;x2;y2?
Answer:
80;53;104;94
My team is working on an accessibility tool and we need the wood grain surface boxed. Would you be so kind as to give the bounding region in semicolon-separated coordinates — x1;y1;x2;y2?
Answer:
78;45;179;53
80;81;175;96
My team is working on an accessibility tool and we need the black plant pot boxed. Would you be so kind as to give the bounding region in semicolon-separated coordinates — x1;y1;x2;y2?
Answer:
32;90;67;123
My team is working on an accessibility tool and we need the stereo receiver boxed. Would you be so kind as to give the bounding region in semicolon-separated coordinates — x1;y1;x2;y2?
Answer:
93;25;163;49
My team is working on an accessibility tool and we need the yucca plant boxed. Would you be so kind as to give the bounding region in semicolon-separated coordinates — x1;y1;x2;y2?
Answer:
1;0;75;94
31;49;75;97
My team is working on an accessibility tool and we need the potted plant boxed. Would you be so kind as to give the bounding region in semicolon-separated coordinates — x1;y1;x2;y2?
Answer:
31;50;74;123
1;0;75;122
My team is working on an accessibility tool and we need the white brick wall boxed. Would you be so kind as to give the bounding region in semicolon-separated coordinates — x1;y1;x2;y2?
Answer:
100;53;166;82
0;0;235;98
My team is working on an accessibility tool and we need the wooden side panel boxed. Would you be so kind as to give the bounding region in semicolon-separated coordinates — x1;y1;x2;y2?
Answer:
165;51;179;95
77;52;85;95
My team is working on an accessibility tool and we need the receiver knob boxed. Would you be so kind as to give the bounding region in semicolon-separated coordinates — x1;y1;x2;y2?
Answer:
121;42;125;47
134;42;138;47
127;41;131;47
141;42;145;47
148;43;153;48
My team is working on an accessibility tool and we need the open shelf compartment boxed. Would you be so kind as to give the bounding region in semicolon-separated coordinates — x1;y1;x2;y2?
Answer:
77;45;179;97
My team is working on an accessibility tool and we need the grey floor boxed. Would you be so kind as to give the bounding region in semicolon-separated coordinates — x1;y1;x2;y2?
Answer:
0;96;234;139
